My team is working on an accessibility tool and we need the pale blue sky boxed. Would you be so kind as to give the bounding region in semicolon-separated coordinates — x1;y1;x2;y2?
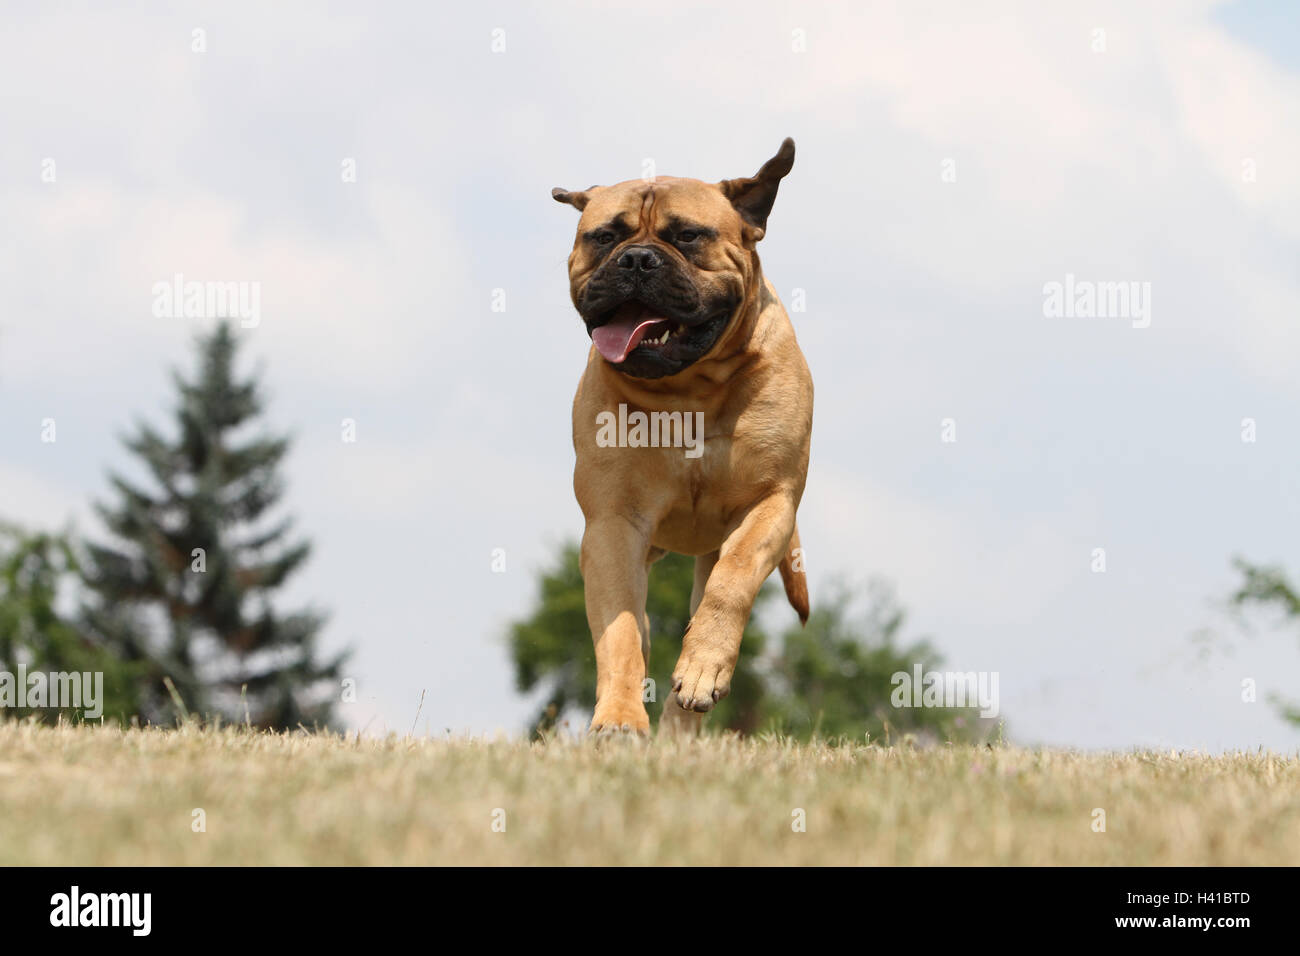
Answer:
2;0;1298;750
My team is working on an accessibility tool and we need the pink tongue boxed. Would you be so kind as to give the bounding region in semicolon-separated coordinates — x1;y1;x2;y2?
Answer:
592;310;667;363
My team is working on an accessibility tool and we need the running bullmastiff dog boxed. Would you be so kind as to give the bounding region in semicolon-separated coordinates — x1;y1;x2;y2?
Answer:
553;138;812;735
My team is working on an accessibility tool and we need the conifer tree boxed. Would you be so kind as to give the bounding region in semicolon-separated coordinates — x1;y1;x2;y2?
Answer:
82;323;344;728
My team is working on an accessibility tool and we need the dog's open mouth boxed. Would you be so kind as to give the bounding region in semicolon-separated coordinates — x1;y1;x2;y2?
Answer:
590;303;689;364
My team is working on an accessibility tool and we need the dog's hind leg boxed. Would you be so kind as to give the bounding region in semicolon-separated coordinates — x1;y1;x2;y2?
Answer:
660;693;705;736
659;550;719;737
643;547;667;671
689;550;718;617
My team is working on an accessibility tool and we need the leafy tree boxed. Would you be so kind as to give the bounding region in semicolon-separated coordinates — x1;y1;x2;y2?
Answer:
510;541;991;742
759;579;986;742
1229;557;1300;726
80;322;345;729
0;522;139;722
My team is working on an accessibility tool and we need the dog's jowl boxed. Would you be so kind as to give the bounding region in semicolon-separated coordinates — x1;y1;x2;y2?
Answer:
553;138;813;735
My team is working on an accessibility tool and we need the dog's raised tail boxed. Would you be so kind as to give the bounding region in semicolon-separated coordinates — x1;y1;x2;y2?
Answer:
778;525;809;625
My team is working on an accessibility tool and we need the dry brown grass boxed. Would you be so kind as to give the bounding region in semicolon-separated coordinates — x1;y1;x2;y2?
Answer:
1;721;1296;865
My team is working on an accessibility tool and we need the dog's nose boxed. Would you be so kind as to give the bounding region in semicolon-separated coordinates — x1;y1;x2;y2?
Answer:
617;245;662;272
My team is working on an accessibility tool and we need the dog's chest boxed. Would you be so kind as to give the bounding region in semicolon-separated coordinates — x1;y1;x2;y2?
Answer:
649;433;780;553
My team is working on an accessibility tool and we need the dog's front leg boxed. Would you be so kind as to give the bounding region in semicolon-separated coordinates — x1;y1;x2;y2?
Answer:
672;492;798;713
581;515;652;734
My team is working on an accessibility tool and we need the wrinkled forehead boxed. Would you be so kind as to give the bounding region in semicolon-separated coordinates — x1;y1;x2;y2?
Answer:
579;178;740;234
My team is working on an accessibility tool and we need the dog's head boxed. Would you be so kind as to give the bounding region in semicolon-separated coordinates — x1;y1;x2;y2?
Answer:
553;138;794;380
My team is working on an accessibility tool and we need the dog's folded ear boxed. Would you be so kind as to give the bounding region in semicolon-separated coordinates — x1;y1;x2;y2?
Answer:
718;137;795;240
552;186;594;211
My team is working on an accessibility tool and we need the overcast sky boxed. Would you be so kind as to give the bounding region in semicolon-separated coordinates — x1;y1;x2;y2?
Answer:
2;0;1297;750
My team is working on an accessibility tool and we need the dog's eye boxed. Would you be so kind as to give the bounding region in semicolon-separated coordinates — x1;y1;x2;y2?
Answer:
594;231;616;245
677;231;700;243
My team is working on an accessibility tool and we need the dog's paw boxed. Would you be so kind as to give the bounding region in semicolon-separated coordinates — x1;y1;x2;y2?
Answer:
589;722;650;742
671;650;734;713
589;701;650;736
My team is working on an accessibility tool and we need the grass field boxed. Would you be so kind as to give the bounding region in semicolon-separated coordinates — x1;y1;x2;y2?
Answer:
1;722;1297;865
